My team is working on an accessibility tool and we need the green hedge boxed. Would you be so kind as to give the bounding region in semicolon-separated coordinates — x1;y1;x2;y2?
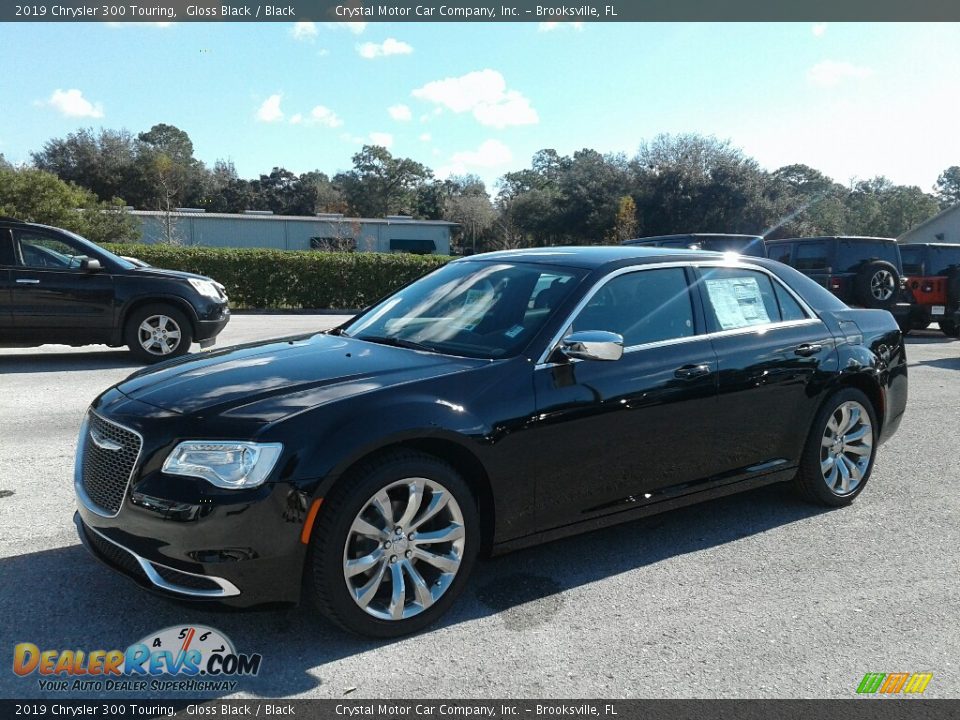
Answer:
102;243;451;310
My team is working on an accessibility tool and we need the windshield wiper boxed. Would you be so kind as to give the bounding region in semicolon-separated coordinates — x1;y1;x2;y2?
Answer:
357;335;435;353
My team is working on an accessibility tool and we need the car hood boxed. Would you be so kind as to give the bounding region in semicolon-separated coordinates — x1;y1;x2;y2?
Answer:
130;266;214;283
115;333;487;419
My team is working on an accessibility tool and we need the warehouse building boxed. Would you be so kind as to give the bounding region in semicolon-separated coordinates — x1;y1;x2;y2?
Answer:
130;209;456;255
899;203;960;245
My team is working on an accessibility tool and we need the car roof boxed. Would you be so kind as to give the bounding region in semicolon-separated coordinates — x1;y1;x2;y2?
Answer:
767;235;896;244
899;242;960;250
457;245;767;270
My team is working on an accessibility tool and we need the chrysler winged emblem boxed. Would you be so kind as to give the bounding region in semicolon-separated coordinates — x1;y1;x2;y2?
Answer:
89;427;123;452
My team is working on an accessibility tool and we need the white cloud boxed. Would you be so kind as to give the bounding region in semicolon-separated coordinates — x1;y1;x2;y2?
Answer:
419;132;432;142
436;139;513;178
256;94;284;123
290;113;303;125
807;60;873;88
357;38;413;59
308;105;343;128
291;22;317;40
538;22;584;32
412;69;539;128
369;132;394;148
388;104;412;121
45;89;104;118
812;23;828;37
326;21;366;34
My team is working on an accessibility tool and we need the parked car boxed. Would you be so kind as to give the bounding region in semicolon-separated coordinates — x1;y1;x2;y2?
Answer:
898;243;960;336
765;236;907;313
623;233;767;257
74;246;907;637
0;217;229;361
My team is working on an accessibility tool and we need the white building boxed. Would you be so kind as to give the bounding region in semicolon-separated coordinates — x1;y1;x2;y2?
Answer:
899;204;960;245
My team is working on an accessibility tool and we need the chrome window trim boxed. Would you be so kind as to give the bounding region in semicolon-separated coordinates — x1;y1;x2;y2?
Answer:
535;259;820;368
74;410;144;519
83;522;240;598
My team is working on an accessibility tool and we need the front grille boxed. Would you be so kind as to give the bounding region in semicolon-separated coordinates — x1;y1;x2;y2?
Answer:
80;412;142;515
82;523;150;585
151;564;222;591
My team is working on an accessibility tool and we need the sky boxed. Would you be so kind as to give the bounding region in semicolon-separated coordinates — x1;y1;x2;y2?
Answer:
1;21;959;193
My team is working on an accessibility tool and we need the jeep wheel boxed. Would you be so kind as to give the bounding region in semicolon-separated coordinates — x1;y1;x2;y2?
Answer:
853;261;900;309
124;304;193;362
939;319;960;338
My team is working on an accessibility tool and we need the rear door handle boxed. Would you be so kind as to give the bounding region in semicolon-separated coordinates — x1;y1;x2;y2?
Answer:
15;279;40;284
794;343;823;357
674;363;712;380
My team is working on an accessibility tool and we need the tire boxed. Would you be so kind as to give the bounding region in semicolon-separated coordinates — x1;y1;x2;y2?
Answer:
853;260;900;309
307;450;479;638
947;268;960;309
124;303;194;363
939;319;960;338
793;388;878;507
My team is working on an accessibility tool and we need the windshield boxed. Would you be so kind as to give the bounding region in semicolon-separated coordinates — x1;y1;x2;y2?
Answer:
342;260;585;359
57;227;136;270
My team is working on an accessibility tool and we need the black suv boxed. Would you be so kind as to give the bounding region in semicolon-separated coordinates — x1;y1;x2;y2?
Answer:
623;233;767;258
765;236;903;311
898;243;960;336
0;218;229;361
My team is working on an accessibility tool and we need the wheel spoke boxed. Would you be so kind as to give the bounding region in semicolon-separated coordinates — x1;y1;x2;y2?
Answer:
158;316;171;331
395;479;425;529
166;330;181;341
139;321;155;334
388;562;406;620
843;455;863;482
844;426;870;444
837;456;851;492
345;548;384;577
837;405;851;435
845;443;872;457
354;561;388;608
844;406;861;434
351;516;388;541
820;456;835;474
413;523;464;545
371;490;394;528
412;489;450;529
825;464;839;490
413;547;460;573
403;560;434;609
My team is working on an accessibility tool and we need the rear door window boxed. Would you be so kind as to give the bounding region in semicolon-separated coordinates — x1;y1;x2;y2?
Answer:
793;242;829;271
699;268;784;331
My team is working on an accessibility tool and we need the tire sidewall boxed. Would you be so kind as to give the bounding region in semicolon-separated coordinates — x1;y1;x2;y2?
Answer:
125;304;193;362
799;388;879;506
311;453;479;638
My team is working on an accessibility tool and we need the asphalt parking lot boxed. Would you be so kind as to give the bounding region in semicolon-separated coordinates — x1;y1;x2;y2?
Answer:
1;315;958;700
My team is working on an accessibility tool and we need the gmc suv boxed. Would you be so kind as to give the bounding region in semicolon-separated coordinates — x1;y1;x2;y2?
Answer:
0;218;230;362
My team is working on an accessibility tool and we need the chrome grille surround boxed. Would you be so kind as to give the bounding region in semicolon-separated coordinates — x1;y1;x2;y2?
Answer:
75;410;143;517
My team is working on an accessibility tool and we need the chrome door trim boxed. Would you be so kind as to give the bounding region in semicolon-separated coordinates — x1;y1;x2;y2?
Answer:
535;259;820;368
15;279;40;284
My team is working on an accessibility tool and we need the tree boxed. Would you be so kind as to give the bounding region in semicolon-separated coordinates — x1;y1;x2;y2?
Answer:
0;166;138;243
934;166;960;209
334;145;434;218
609;195;638;243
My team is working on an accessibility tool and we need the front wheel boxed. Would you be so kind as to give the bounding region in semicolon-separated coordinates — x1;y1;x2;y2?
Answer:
124;304;194;362
308;450;478;637
794;388;878;507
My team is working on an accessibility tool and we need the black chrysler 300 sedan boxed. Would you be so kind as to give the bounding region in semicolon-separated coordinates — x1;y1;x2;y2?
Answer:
74;247;907;636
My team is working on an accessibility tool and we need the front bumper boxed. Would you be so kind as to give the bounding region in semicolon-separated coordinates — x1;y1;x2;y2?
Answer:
195;309;230;346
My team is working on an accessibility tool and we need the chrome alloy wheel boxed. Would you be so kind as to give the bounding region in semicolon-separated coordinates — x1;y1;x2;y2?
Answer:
820;400;873;495
138;314;182;355
870;270;896;301
343;477;466;621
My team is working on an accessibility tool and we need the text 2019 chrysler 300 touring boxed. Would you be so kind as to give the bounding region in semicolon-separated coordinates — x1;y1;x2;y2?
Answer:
74;247;907;637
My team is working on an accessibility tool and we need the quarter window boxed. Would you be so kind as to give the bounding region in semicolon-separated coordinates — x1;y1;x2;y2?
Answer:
793;242;829;270
571;268;694;347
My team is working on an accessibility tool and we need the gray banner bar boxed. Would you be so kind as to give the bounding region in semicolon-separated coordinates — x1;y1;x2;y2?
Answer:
3;700;959;720
4;0;960;23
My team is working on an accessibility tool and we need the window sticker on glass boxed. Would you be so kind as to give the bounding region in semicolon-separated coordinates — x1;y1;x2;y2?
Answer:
705;276;771;330
504;324;525;338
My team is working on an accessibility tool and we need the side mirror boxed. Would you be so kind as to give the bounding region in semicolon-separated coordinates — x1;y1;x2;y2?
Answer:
80;257;102;273
560;330;624;362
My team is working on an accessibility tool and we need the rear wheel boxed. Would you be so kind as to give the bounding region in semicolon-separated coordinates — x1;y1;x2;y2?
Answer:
124;304;193;362
939;319;960;338
308;450;478;637
794;388;878;507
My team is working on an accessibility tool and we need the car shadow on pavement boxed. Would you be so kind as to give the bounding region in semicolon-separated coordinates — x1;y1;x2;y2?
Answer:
904;331;957;345
0;483;825;700
0;350;142;373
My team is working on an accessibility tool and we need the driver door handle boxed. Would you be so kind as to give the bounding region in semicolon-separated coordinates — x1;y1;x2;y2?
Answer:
674;363;712;380
794;343;823;357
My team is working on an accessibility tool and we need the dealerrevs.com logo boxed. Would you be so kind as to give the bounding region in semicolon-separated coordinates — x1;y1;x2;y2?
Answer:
856;673;933;695
12;625;262;693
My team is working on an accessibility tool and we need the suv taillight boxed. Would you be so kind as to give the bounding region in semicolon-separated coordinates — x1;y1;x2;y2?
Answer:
830;277;843;291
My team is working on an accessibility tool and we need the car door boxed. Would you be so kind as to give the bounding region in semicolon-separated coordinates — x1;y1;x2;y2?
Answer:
0;229;14;332
10;228;116;338
696;264;838;476
530;265;720;531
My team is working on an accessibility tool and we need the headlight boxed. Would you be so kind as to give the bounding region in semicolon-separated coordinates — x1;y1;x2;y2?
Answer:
162;441;283;489
188;278;222;300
